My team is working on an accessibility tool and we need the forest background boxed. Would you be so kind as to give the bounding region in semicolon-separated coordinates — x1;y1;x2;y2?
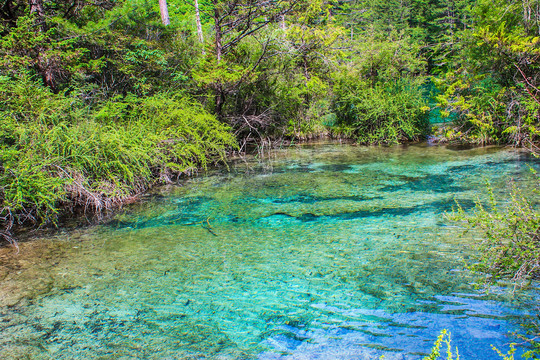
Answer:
1;0;540;356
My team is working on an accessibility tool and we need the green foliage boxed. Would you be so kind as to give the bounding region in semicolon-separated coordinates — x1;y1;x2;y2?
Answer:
433;0;540;146
326;24;431;143
0;75;236;231
433;71;509;144
333;76;430;144
492;344;517;360
424;330;523;360
449;179;540;357
0;0;201;98
424;330;460;360
451;182;540;287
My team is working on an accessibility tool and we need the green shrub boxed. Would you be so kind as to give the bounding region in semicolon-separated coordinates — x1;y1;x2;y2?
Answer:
433;72;513;145
424;330;519;360
452;183;540;287
424;330;460;360
450;179;540;357
332;78;431;144
0;76;236;237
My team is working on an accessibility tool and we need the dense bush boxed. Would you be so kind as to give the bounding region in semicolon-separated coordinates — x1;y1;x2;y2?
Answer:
433;0;540;147
451;179;540;358
453;184;540;287
0;75;236;240
330;28;430;144
333;77;430;144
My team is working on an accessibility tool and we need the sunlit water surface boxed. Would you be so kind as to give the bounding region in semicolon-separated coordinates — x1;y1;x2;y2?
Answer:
1;143;539;359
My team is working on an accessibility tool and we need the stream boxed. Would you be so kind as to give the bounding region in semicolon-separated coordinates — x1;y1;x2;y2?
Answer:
1;142;539;359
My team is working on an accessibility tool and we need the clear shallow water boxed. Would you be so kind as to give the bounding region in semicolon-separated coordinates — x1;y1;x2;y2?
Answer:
0;143;539;359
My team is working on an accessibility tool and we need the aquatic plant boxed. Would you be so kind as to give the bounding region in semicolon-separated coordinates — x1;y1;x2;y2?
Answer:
425;330;520;360
424;330;460;360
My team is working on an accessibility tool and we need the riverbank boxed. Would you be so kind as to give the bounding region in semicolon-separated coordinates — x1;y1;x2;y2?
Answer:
0;127;531;247
0;90;236;244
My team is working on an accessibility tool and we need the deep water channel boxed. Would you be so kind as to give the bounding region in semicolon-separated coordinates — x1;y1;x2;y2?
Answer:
1;143;540;359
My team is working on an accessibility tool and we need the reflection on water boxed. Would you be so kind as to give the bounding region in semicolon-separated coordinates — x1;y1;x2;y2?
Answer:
0;143;538;359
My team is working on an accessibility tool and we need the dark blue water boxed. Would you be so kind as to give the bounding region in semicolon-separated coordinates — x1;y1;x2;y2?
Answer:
0;143;538;359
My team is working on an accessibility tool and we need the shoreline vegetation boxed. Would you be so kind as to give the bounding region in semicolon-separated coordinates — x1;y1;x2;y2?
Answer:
1;0;539;242
0;79;237;245
1;0;539;356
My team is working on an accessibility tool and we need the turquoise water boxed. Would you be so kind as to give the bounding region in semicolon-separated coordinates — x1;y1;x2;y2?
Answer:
0;143;539;359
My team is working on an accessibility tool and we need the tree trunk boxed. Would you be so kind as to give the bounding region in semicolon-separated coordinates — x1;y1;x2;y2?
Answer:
29;0;45;30
215;83;225;117
212;1;224;117
208;0;298;118
29;0;44;17
213;3;222;62
159;0;170;26
194;0;205;53
29;0;56;91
